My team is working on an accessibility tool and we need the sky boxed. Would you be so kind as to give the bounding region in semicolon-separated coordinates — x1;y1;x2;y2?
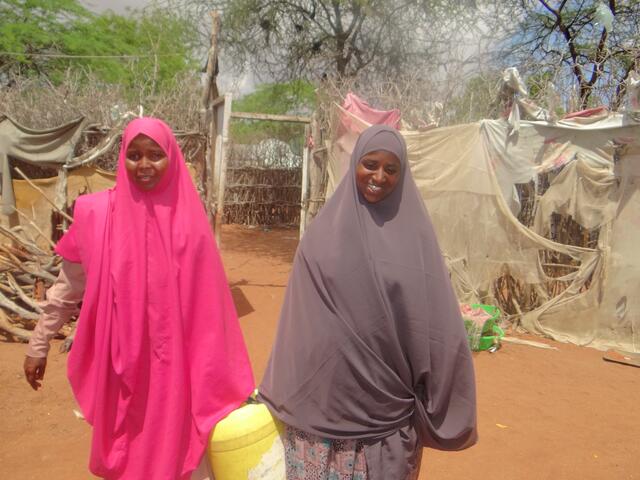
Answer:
80;0;152;14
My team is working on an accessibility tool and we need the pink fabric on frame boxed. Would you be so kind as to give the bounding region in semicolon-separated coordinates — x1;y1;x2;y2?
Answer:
55;117;255;479
339;92;401;136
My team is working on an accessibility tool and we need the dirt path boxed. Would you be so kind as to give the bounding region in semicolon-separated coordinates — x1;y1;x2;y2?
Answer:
1;225;638;479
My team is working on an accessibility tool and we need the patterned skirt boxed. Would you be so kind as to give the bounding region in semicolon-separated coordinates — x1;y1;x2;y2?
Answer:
283;425;422;480
283;425;368;480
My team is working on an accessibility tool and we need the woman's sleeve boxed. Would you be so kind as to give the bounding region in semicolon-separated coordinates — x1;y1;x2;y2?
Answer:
26;261;86;358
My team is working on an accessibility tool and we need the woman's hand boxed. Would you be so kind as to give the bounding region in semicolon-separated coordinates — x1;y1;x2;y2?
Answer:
24;356;47;391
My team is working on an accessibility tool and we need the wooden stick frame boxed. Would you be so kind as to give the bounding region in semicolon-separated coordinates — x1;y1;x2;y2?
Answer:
209;97;314;246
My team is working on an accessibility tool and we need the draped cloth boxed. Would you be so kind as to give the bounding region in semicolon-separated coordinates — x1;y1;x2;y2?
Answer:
55;117;255;479
259;125;477;479
0;114;86;214
340;92;401;132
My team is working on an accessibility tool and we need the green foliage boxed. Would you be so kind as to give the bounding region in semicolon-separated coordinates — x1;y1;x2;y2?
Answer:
233;79;315;115
0;0;199;97
0;0;91;62
231;80;316;149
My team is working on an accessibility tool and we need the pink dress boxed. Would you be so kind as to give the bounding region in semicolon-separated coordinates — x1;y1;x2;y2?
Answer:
28;117;255;479
27;262;215;480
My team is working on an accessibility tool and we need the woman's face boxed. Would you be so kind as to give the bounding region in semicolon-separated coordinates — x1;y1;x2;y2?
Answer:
125;134;169;191
355;150;401;203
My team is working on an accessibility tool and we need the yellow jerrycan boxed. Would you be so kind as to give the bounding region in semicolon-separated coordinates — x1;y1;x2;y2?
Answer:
207;396;285;480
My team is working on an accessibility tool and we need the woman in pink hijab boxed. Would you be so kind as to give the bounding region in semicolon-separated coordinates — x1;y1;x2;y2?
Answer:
24;117;255;479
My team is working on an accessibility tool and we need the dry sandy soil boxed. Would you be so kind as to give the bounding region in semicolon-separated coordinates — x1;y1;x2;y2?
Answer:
1;225;638;480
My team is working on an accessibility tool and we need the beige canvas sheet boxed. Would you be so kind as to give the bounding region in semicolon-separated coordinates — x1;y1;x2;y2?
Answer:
0;167;116;248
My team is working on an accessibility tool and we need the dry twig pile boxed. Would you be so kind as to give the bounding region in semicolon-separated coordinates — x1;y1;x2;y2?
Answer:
0;223;63;342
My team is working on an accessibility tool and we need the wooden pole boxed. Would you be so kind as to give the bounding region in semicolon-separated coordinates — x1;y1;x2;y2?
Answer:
203;11;221;225
214;93;233;247
206;110;219;225
230;111;311;124
299;124;311;239
57;166;69;231
309;111;329;219
212;105;223;208
201;12;221;114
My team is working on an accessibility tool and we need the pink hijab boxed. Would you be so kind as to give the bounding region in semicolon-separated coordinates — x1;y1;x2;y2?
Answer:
56;117;255;479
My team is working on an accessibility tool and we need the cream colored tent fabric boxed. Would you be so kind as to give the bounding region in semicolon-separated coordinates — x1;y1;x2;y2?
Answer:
0;167;116;248
326;110;640;352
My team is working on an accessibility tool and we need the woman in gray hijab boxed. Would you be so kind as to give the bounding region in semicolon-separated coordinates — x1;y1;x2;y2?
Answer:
259;124;477;479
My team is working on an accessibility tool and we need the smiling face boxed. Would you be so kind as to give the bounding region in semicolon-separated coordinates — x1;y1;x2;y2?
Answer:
124;134;169;191
355;149;402;203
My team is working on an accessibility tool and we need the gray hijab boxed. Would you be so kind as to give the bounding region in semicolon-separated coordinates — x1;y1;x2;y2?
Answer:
259;125;477;478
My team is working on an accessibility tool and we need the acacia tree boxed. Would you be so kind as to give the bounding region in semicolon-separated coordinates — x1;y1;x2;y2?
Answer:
158;0;474;83
0;0;90;80
226;0;410;79
482;0;640;110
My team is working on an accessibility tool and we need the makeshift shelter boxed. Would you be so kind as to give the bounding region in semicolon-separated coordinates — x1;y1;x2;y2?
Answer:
0;115;87;216
326;97;640;352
